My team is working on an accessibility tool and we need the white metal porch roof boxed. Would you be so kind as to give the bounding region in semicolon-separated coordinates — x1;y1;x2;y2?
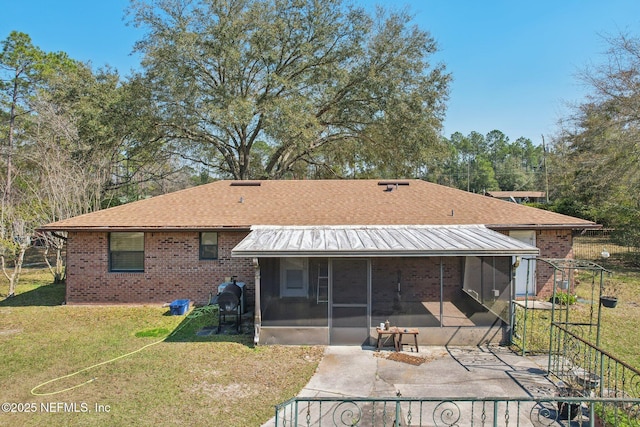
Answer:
231;225;540;257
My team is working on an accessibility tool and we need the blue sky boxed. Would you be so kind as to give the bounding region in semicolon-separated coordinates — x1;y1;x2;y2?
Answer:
3;0;640;144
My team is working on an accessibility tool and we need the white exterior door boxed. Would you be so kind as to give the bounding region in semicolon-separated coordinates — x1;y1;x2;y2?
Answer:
510;230;536;296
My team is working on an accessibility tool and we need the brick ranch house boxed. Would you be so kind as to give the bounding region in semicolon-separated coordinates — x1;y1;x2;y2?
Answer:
40;179;598;346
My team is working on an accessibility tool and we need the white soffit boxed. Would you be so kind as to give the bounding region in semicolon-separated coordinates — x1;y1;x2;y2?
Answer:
231;225;540;258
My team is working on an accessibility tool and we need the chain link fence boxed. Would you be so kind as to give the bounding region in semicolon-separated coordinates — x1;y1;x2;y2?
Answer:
573;229;640;265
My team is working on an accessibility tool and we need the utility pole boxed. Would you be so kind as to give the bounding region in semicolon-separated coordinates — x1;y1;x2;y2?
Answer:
542;134;549;203
467;155;470;192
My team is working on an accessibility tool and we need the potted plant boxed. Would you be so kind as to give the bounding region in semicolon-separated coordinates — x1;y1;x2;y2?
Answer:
555;381;583;420
557;400;582;420
600;295;618;308
600;281;619;309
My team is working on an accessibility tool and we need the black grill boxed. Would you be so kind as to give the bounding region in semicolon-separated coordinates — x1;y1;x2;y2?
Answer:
210;282;242;333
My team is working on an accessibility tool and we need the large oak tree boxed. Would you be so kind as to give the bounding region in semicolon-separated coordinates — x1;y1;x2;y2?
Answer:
129;0;450;179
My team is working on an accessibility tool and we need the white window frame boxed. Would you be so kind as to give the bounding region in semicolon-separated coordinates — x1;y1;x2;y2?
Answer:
109;232;145;272
199;232;219;260
280;257;309;297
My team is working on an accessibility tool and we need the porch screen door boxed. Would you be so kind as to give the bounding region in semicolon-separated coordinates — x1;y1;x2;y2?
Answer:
330;259;369;345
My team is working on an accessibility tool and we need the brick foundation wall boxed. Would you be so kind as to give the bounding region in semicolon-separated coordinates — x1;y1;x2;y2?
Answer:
66;230;254;305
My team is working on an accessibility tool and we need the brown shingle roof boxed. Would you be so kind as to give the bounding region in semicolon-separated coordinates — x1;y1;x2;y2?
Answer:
40;179;597;231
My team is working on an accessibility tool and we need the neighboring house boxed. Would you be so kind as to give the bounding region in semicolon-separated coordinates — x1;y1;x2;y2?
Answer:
40;179;597;346
486;191;547;204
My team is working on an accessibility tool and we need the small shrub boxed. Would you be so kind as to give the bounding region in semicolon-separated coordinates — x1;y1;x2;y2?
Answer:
594;403;640;427
551;291;577;305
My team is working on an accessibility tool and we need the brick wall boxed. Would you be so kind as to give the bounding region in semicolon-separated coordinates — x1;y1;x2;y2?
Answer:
535;229;573;297
66;230;254;305
66;228;574;304
371;257;461;304
495;228;574;298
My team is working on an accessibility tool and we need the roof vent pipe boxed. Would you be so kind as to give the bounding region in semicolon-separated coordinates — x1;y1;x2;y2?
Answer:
230;182;261;186
378;181;409;186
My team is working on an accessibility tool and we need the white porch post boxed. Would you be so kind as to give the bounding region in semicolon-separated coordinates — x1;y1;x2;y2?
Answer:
439;257;444;328
253;257;261;345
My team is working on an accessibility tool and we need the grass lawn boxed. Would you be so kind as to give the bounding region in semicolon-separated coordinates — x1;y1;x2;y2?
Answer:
3;263;639;426
513;265;640;371
573;268;640;369
0;269;323;427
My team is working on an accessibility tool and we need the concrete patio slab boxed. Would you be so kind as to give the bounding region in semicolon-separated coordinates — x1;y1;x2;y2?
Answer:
262;345;558;426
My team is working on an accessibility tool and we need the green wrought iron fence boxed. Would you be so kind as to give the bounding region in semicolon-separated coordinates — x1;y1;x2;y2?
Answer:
512;302;553;355
548;321;640;425
274;396;640;426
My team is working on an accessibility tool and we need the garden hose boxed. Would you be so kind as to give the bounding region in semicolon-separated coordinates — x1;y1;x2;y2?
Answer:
30;305;217;396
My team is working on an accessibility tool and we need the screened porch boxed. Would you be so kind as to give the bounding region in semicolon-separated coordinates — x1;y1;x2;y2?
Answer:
232;225;538;345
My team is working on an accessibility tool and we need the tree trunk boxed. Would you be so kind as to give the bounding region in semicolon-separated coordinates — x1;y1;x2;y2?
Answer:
1;74;19;242
1;246;26;297
44;245;66;284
